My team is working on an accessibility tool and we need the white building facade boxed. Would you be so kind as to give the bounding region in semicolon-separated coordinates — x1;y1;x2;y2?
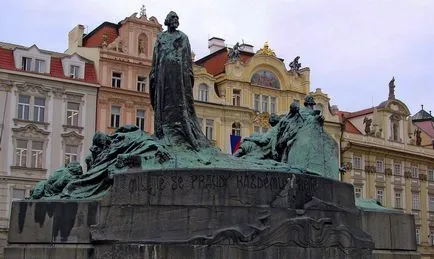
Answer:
0;43;99;254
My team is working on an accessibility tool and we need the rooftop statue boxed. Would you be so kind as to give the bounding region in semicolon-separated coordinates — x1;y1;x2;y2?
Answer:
228;42;241;61
289;56;302;75
388;76;395;100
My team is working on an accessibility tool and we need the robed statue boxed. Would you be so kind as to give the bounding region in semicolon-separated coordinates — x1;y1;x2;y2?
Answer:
150;11;210;150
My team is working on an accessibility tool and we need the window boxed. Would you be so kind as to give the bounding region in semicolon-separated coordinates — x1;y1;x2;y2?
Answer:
64;145;78;166
15;140;44;168
254;126;260;133
353;155;362;169
254;94;260;112
232;89;241;106
12;188;26;201
66;102;80;126
198;84;209;102
70;65;80;78
35;59;45;73
136;109;145;131
430;230;434;246
205;119;214;140
198;118;203;129
15;140;28;167
112;72;122;88
354;187;362;198
262;95;269;113
416;228;420;245
31;141;43;168
111;106;121;128
270;97;276;114
412;192;420;210
137;76;147;92
376;188;384;205
394;162;402;176
376;160;384;173
18;95;30;120
232;122;241;136
391;120;400;141
21;57;32;71
395;191;402;208
430;196;434;211
34;97;45;122
411;166;419;179
429;168;434;182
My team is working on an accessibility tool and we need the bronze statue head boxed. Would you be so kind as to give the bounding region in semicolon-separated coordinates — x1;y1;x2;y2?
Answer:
67;161;83;176
304;95;316;108
164;11;179;31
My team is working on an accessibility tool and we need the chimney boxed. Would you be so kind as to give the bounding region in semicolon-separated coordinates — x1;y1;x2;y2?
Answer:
208;37;225;54
240;43;254;53
68;24;85;49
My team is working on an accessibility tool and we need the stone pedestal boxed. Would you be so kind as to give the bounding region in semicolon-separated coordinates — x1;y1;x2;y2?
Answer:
4;169;418;258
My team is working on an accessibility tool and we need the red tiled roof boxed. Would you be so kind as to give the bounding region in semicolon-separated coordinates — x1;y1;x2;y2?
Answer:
414;121;434;138
346;120;363;134
83;22;118;48
335;111;363;134
0;46;98;84
195;48;254;76
50;57;64;77
84;63;97;83
0;48;15;70
344;107;374;119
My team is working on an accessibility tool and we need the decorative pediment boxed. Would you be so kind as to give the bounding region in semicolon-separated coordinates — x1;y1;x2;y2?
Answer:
61;131;84;146
12;124;49;138
377;99;410;116
15;82;50;96
64;91;85;103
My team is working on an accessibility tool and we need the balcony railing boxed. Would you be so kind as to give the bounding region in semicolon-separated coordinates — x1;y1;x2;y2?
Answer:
344;132;434;157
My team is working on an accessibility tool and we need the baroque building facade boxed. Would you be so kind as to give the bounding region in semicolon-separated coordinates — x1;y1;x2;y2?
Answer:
339;80;434;258
67;12;340;153
0;42;98;255
66;12;162;134
193;38;341;153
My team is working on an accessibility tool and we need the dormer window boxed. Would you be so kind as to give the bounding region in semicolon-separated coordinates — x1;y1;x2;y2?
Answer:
35;59;46;73
61;54;85;80
22;57;32;71
70;65;80;79
15;46;50;73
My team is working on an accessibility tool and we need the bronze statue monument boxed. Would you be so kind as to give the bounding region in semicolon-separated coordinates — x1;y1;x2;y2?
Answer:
150;11;210;150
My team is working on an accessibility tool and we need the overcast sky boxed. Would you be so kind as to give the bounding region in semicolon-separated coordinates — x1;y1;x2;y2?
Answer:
2;0;433;114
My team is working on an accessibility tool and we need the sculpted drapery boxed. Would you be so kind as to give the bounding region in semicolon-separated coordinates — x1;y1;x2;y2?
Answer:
150;11;209;150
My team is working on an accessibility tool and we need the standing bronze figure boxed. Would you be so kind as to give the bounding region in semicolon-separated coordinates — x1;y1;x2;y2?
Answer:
150;11;210;150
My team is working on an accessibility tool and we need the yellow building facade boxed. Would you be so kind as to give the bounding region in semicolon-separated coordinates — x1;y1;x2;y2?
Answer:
193;39;341;153
339;81;434;258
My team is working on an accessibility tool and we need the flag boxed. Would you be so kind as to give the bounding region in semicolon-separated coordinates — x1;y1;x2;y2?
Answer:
230;135;242;155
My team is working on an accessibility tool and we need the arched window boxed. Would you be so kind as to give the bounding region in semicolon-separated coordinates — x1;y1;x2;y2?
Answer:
232;122;241;136
138;33;148;56
198;84;209;102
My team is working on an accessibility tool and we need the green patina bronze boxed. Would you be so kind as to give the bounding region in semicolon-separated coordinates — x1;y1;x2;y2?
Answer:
28;11;346;200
